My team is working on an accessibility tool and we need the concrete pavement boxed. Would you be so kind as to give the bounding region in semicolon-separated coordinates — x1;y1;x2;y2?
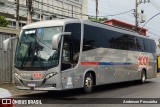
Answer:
0;83;45;96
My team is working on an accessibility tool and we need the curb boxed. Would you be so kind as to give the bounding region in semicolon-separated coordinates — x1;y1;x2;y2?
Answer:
0;83;44;96
13;90;46;97
0;82;13;85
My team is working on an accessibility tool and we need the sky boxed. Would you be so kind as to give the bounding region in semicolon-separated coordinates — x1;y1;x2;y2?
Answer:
88;0;160;43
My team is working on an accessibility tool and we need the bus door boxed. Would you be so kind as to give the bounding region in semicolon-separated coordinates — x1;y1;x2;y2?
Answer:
60;23;81;90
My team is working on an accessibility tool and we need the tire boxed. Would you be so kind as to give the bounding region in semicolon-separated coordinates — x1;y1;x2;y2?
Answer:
140;70;146;84
84;73;93;93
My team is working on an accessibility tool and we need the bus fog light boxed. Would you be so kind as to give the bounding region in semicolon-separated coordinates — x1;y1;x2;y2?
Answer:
45;72;58;80
53;84;56;87
15;73;21;80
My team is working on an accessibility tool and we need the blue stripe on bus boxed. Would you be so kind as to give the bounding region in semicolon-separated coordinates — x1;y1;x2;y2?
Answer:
98;62;132;65
81;62;132;66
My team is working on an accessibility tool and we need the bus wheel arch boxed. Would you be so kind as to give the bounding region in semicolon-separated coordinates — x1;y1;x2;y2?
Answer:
83;71;96;93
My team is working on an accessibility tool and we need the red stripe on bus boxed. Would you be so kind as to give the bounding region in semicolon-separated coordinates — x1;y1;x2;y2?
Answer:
80;62;99;65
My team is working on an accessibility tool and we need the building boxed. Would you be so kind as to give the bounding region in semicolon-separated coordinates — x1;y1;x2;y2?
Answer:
0;0;88;28
104;19;147;36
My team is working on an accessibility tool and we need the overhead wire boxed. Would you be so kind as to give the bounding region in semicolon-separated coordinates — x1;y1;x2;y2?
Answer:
139;12;160;34
141;0;160;39
99;9;134;17
0;0;135;20
146;25;160;34
148;31;160;38
150;1;160;11
151;0;160;11
33;0;84;17
2;0;159;37
2;0;160;40
32;0;136;18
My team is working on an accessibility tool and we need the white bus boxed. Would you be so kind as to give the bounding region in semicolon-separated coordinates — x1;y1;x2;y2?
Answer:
3;19;157;93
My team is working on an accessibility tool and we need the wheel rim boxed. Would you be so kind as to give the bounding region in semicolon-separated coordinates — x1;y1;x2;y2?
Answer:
142;73;146;82
85;77;92;89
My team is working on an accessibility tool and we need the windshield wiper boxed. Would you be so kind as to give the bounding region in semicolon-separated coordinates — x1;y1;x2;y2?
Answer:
33;31;45;69
20;42;31;69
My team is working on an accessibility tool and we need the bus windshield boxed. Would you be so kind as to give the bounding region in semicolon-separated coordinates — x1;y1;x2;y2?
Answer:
15;26;63;69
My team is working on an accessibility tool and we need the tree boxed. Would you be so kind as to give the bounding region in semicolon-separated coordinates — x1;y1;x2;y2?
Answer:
88;17;108;22
90;0;107;22
0;16;9;27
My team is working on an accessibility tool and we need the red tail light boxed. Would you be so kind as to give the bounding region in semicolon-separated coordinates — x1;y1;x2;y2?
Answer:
0;97;15;107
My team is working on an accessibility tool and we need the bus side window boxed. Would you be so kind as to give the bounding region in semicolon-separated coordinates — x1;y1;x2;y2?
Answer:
127;35;136;51
136;37;144;52
150;40;156;53
64;23;81;67
143;39;150;52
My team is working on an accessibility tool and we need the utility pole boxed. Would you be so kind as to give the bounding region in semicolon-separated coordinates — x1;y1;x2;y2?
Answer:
15;0;19;29
135;0;138;32
40;0;43;21
95;0;98;20
135;0;150;32
62;0;64;18
27;0;32;24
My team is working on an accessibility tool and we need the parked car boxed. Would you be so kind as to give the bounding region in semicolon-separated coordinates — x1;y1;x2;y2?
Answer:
0;88;14;107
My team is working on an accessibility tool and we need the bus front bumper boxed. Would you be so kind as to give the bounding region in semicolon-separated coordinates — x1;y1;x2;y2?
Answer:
16;86;62;91
14;74;62;91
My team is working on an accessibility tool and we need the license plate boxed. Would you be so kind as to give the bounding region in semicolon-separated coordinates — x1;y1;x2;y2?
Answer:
28;83;36;87
30;87;34;90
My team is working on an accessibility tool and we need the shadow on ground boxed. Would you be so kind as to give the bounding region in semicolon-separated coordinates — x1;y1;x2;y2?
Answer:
16;80;154;99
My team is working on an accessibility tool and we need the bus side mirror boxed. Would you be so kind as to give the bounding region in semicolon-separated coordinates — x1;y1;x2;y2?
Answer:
52;32;71;50
3;37;19;52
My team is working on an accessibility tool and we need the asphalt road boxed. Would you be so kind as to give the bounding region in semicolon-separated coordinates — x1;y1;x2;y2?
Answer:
14;76;160;107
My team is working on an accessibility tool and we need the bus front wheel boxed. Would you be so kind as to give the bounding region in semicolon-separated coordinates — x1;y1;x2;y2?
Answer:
84;73;93;93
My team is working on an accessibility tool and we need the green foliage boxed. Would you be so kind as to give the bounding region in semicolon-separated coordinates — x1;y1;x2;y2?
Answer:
0;16;9;27
88;17;108;22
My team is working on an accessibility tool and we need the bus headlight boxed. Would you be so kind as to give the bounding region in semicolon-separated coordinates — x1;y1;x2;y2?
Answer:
15;73;22;80
45;72;58;80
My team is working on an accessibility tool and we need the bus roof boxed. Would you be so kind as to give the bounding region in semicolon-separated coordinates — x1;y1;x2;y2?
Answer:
22;19;80;29
22;19;154;41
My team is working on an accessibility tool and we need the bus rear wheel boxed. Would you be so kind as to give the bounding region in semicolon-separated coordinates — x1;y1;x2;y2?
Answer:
84;73;93;93
140;70;146;84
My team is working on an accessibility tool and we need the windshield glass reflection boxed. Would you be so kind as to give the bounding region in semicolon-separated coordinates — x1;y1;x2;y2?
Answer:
15;26;63;69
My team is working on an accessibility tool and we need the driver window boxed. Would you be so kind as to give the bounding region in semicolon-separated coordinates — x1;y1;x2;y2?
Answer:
62;23;81;71
62;37;72;70
62;38;70;62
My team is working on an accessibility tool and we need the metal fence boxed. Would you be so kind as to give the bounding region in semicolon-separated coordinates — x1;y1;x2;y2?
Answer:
0;27;19;83
0;33;13;82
